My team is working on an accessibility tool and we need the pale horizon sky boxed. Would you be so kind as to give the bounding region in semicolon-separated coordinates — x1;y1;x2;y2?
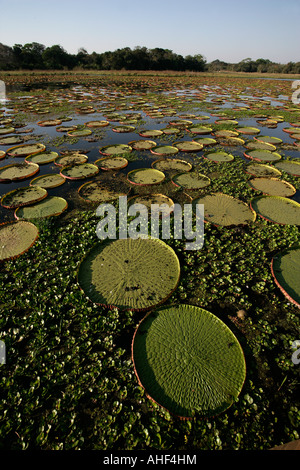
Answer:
1;0;299;63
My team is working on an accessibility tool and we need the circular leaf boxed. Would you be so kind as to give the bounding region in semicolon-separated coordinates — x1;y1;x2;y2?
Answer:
250;196;300;225
15;196;68;220
0;220;39;261
271;246;300;308
77;238;180;310
248;177;296;197
132;304;246;418
127;168;165;186
194;192;256;226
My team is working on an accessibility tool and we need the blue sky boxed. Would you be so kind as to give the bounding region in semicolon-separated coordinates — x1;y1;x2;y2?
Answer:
1;0;299;63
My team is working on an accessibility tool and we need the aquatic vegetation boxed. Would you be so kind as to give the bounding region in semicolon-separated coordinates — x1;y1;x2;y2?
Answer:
0;71;299;451
132;304;246;418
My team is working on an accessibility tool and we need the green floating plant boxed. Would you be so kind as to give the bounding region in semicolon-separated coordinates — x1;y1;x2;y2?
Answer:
0;220;39;261
132;304;246;419
271;246;300;308
77;238;180;310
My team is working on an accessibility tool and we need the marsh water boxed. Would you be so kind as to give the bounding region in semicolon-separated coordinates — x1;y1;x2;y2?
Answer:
0;75;299;222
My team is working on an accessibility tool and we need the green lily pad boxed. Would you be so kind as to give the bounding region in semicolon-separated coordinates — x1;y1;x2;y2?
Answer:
271;246;300;308
203;150;234;162
248;177;296;197
6;143;46;157
95;156;128;170
128;140;157;151
172;172;211;190
37;119;62;127
54;154;88;167
127;168;165;185
25;151;59;165
67;128;92;137
0;162;39;182
1;186;48;209
235;126;260;135
138;129;163;138
152;158;192;172
255;135;282;145
244;163;282;178
244;140;277;151
77;238;180;310
15;196;68;220
194;192;256;226
274;160;300;176
86;120;109;128
30;173;66;189
174;141;204;152
0;220;39;261
188;125;212;135
132;304;246;418
244;149;282;163
78;180;129;203
60;163;99;180
192;137;217;146
150;145;179;156
128;194;174;216
250;196;300;225
99;144;133;156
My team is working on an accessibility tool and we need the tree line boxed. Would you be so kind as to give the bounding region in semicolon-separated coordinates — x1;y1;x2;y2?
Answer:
0;42;299;74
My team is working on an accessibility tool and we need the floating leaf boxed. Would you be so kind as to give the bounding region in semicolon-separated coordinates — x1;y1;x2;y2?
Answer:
15;196;68;220
250;196;300;225
271;246;300;308
77;238;180;310
1;186;48;209
194;192;256;226
0;220;39;261
132;304;246;418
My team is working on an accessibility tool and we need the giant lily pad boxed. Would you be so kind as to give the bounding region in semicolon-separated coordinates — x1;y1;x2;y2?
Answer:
78;180;130;203
60;163;99;180
150;145;179;156
203;150;234;163
99;144;132;156
193;193;256;226
6;143;46;157
172;172;211;190
0;220;39;261
25;151;59;165
0;162;39;182
274;160;300;176
15;196;68;220
248;177;296;197
128;140;157;151
54;154;88;167
244;149;282;163
244;163;282;178
95;156;128;171
128;194;174;217
152;158;192;172
30;173;66;189
77;238;180;310
250;196;300;225
174;141;204;153
127;168;165;186
1;186;48;209
132;304;246;418
271;246;300;308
